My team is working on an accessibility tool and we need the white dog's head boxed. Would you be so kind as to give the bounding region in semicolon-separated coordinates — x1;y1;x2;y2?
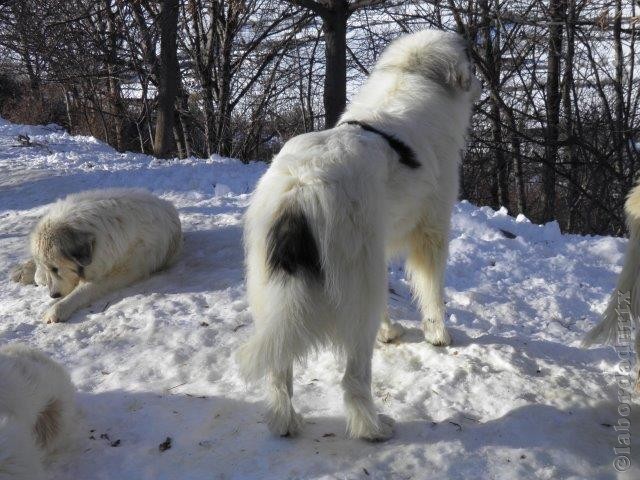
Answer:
30;221;95;298
374;29;481;100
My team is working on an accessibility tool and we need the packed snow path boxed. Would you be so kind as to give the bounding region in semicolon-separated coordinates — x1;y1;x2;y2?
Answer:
0;118;637;479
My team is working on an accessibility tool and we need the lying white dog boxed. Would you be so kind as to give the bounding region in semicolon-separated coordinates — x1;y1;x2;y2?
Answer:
238;30;479;440
584;183;640;391
0;344;78;480
12;188;182;323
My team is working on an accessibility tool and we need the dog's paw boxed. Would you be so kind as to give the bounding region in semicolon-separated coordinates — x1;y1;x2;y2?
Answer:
351;414;395;442
267;408;303;438
10;260;37;285
377;321;405;343
423;319;451;346
43;305;68;324
370;414;395;442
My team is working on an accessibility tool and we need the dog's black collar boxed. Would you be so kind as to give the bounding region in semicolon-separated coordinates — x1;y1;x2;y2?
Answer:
340;120;421;169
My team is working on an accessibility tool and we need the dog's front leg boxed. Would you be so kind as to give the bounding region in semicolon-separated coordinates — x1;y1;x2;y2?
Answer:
377;311;405;343
406;226;451;346
43;270;141;323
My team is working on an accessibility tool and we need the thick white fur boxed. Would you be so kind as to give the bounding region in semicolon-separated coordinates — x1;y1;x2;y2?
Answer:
238;30;479;440
0;344;78;480
584;183;640;391
14;188;182;323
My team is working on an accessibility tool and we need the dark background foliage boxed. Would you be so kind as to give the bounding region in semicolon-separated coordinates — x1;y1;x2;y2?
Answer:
1;0;638;235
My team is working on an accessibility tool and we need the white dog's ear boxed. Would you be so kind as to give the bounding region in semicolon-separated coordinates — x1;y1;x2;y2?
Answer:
57;227;95;267
441;57;482;100
449;60;472;91
438;58;475;92
438;36;476;92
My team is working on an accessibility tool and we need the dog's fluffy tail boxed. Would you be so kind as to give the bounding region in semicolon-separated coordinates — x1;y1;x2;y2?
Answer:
0;416;45;480
583;188;640;347
236;326;299;382
265;204;321;280
237;201;322;382
236;285;317;383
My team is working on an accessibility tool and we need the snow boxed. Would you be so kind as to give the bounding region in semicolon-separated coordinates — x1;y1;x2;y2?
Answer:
0;117;637;479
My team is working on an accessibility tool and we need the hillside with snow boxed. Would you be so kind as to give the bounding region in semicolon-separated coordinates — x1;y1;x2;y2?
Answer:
0;117;637;480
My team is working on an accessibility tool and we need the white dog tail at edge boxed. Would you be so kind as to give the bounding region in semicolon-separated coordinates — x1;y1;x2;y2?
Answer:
583;189;640;347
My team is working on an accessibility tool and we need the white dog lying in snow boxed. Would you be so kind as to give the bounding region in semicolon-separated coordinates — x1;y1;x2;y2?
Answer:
12;188;182;323
0;344;78;480
238;30;480;440
584;182;640;391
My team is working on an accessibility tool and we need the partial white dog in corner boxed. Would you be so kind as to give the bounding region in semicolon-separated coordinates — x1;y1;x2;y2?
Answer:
238;29;480;440
0;344;79;480
583;182;640;391
11;188;182;323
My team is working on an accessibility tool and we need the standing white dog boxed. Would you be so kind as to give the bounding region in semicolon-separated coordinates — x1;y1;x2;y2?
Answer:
0;344;78;480
238;30;479;440
12;188;182;323
583;182;640;391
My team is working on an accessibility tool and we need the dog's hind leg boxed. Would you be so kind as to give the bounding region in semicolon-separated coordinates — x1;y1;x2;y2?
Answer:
406;225;451;346
237;305;307;437
266;363;303;437
342;339;394;441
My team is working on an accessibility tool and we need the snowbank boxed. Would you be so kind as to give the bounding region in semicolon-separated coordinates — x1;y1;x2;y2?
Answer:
0;118;636;479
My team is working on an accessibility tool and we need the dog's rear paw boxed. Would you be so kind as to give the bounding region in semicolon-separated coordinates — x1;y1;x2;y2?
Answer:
10;259;37;285
377;321;405;343
423;319;451;346
267;408;303;438
352;414;395;442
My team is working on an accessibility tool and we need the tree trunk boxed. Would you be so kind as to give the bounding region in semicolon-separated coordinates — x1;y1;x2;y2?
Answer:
216;76;233;157
140;77;154;152
613;0;627;191
510;116;526;215
176;81;192;158
153;0;179;158
481;0;508;210
203;83;216;156
136;121;145;154
322;3;348;129
564;0;579;231
63;88;74;133
174;122;186;158
105;0;124;152
627;1;638;183
542;0;565;222
216;17;234;157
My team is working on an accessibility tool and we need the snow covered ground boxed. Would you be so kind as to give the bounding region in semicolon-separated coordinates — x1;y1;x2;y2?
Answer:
0;117;637;480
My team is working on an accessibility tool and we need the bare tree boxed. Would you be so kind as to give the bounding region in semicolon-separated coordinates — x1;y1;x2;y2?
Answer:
153;0;179;158
2;0;639;235
285;0;384;128
542;0;566;222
